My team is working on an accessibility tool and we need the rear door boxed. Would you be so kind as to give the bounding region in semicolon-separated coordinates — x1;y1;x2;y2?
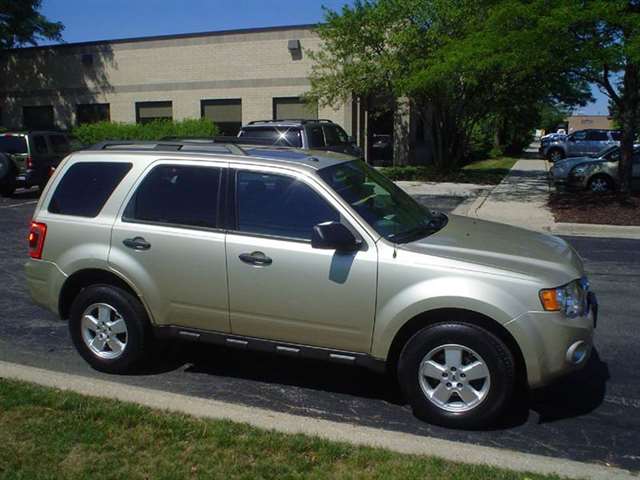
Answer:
586;130;612;155
109;160;230;332
30;134;55;182
566;131;588;156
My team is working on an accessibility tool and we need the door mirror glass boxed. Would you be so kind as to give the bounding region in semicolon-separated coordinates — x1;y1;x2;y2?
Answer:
312;221;360;251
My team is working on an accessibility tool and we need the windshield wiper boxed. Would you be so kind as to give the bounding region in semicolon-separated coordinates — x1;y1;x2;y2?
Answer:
389;212;448;243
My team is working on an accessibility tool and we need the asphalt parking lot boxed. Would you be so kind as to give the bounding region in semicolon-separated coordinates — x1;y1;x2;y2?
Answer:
1;190;639;472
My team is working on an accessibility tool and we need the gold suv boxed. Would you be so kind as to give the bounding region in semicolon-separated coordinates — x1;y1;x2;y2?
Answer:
26;141;597;429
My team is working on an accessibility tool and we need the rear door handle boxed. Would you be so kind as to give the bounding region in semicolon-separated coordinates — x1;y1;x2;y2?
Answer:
123;236;151;251
239;251;272;266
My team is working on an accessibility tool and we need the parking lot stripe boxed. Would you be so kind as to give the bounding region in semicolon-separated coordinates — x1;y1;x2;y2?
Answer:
0;360;635;480
0;200;37;209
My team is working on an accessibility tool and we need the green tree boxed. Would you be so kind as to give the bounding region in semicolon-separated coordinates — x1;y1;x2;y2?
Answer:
307;0;589;168
0;0;63;49
459;0;640;196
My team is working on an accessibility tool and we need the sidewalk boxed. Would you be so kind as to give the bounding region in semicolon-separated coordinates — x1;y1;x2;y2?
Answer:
468;159;555;231
468;159;640;239
396;181;491;216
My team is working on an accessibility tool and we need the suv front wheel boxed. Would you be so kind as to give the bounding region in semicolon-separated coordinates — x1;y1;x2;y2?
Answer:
69;284;151;373
398;322;515;429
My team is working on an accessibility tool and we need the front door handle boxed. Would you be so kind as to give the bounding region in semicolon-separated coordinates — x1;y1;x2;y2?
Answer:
123;236;151;251
239;251;272;266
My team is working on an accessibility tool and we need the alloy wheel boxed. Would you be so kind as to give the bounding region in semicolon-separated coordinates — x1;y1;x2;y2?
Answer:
418;344;491;413
81;303;128;360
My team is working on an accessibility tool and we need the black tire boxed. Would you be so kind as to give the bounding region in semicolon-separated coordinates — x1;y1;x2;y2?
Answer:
547;148;564;162
69;284;152;374
398;322;515;429
587;174;613;193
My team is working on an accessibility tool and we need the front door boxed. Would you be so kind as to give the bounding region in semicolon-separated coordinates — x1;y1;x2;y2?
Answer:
225;167;378;353
109;161;230;332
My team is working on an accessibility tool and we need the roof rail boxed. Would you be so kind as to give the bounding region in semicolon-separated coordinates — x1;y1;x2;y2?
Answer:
246;118;335;125
88;140;247;156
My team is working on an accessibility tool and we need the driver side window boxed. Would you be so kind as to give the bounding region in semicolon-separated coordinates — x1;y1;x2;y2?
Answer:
235;170;340;241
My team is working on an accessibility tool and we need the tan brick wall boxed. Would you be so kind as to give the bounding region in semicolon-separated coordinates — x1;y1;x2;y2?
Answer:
0;26;351;132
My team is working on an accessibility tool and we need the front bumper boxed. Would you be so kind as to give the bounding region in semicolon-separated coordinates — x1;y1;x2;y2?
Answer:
505;294;597;389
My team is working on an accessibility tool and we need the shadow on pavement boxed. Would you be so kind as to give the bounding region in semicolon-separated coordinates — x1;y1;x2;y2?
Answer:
135;340;608;430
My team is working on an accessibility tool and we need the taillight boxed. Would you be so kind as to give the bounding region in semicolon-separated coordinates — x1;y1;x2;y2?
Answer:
28;222;47;259
26;156;33;169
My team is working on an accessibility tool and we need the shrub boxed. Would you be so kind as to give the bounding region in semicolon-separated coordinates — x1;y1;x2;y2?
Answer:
72;118;218;146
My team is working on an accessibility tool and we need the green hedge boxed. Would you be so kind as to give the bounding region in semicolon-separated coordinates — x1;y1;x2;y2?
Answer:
72;118;219;145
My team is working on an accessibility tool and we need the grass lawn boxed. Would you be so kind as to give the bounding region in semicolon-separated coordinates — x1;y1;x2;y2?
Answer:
0;378;562;480
549;191;640;226
380;157;517;185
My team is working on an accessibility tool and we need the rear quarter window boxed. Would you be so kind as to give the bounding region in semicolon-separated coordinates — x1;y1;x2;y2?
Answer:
48;162;132;217
0;135;27;154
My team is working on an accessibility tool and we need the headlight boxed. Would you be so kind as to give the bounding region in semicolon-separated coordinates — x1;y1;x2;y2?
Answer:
539;279;589;317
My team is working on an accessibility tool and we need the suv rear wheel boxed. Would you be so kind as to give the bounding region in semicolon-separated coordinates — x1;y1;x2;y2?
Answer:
398;322;515;429
547;148;564;162
69;284;151;373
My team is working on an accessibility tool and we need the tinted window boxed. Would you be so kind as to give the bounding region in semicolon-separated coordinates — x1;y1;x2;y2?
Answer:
23;106;54;129
49;135;70;154
32;136;48;154
306;125;325;148
236;171;339;240
586;131;608;141
49;162;132;217
238;127;302;147
571;131;587;141
0;135;27;154
611;131;622;141
124;165;221;229
323;125;349;146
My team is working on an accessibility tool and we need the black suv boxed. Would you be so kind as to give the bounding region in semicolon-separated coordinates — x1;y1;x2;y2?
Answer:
237;119;361;157
0;131;72;196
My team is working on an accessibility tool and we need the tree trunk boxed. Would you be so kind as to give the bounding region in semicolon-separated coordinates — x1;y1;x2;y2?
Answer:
619;62;639;198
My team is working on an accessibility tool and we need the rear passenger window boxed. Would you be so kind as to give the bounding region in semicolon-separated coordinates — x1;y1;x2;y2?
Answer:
49;135;70;154
306;126;325;148
32;136;48;154
49;162;132;217
124;165;221;229
236;170;339;240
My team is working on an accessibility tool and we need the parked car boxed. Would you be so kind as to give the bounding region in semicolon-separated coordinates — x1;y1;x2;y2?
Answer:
237;119;362;157
26;140;596;429
541;129;621;162
550;145;623;186
565;146;640;193
0;131;72;196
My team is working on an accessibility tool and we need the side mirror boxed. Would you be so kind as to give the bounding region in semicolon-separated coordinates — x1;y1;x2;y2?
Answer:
312;222;361;251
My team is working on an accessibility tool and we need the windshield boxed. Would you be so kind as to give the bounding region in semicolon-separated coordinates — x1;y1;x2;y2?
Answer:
0;135;27;154
318;160;443;242
592;145;619;160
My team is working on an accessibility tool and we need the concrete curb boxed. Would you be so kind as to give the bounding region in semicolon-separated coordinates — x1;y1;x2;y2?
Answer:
550;222;640;240
0;361;635;480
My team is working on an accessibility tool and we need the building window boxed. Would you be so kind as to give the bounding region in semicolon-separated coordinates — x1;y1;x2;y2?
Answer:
23;106;54;130
77;103;110;124
273;97;318;121
201;99;242;136
135;101;173;124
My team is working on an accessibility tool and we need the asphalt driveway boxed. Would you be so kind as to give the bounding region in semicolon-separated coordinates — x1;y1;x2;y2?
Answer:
1;191;639;472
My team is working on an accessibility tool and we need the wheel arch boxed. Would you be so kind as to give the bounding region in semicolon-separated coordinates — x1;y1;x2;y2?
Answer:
385;308;527;387
58;268;146;321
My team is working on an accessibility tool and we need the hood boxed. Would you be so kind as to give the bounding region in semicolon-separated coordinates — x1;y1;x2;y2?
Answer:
399;215;583;285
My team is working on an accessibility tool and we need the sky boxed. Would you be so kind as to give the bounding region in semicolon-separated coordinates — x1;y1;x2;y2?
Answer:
40;0;609;116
